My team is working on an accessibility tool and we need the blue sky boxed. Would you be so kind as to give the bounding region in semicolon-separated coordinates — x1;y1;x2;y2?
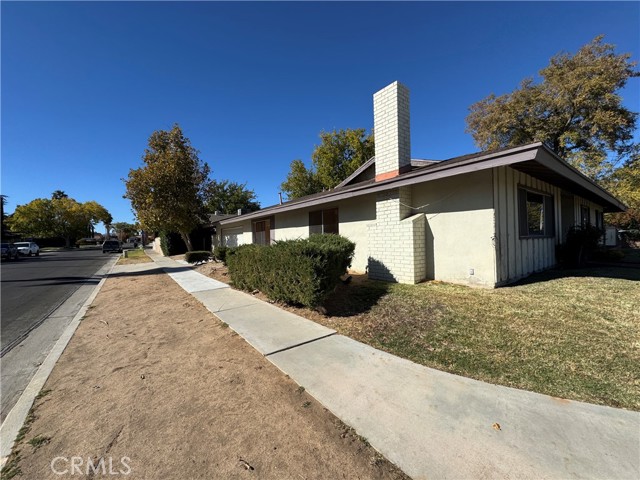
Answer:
2;1;639;227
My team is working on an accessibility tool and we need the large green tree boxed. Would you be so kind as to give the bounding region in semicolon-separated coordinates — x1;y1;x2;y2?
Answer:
604;149;640;229
112;221;139;241
205;180;260;214
281;128;374;200
466;36;638;180
124;124;210;251
8;193;111;247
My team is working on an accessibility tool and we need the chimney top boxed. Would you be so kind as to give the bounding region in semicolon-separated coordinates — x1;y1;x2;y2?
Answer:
373;81;411;181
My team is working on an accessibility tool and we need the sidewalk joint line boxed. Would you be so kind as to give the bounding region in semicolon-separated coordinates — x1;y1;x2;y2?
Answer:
264;332;337;357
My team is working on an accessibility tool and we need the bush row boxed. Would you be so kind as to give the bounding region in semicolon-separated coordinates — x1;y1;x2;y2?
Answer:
226;234;355;307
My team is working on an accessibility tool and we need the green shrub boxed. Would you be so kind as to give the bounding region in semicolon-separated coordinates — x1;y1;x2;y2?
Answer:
213;245;236;265
185;250;212;264
160;231;187;256
227;234;355;307
559;225;604;267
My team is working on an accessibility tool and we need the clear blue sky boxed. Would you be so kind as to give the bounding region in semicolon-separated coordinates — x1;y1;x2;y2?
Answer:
2;1;639;227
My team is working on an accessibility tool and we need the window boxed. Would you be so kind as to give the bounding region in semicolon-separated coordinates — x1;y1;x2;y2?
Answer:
581;205;591;228
309;208;339;235
595;210;604;230
253;219;270;245
518;188;555;237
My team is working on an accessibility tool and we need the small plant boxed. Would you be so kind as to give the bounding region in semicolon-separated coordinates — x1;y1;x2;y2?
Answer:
0;451;22;479
185;250;212;265
302;401;312;408
28;435;51;450
35;389;52;400
296;386;305;394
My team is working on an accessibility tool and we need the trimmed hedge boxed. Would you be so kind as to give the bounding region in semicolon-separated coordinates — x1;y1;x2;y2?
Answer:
227;234;355;307
213;245;235;265
185;250;212;264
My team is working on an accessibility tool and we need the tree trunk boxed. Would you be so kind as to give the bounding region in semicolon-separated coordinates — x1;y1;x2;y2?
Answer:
180;231;194;252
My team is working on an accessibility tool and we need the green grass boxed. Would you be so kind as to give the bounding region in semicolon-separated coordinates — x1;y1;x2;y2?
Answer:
117;249;152;265
317;266;640;411
27;435;50;450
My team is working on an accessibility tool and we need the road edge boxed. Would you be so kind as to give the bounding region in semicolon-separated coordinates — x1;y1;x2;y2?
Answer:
0;257;119;466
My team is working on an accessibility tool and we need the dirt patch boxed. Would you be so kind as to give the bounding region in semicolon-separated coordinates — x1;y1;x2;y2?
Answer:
193;261;231;284
8;271;408;479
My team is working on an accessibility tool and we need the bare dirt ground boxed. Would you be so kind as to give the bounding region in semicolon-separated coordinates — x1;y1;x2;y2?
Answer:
6;270;408;479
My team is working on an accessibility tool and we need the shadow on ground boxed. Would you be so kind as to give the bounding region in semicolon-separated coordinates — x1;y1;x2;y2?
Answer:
509;264;640;287
320;274;390;317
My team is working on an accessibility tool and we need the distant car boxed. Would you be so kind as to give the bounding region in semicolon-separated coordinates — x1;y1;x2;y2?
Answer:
102;240;122;253
1;243;20;261
14;241;40;256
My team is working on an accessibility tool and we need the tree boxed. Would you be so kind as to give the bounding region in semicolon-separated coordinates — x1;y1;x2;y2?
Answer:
281;128;374;200
466;36;638;181
1;195;10;240
124;124;210;251
52;190;68;200
604;150;640;229
205;180;260;214
112;221;139;241
7;195;111;247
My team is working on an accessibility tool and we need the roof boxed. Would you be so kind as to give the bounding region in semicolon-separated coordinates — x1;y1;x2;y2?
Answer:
219;142;626;225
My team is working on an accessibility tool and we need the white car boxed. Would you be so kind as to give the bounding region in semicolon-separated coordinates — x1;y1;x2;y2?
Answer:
14;242;40;256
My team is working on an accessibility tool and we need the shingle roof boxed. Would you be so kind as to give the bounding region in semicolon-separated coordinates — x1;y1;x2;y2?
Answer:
219;142;625;225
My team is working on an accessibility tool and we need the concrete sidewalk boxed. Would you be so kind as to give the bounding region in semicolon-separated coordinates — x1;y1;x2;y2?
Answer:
145;250;640;480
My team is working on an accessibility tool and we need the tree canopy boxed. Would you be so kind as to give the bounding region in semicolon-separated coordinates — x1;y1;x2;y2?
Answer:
7;193;111;247
466;36;638;181
281;128;374;200
112;221;139;241
124;124;211;251
205;180;260;214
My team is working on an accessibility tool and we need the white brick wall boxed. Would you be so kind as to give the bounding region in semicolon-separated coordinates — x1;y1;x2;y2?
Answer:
373;81;411;178
368;187;426;283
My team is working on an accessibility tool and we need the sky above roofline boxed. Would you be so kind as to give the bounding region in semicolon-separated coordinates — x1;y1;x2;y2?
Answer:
2;1;638;226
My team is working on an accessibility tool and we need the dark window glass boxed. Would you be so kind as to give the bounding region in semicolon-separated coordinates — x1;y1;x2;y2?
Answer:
253;220;270;245
518;188;555;237
581;206;590;228
309;210;322;235
309;208;339;235
323;208;339;234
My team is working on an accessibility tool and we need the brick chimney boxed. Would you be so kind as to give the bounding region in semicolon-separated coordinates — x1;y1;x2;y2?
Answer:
373;81;411;181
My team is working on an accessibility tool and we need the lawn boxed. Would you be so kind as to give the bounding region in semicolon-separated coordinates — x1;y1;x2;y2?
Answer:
117;248;152;264
285;266;640;411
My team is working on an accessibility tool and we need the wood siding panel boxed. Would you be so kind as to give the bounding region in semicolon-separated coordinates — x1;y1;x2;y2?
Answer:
495;166;562;284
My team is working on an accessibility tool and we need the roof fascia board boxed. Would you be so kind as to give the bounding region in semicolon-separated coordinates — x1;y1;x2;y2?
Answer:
335;157;376;188
220;146;541;225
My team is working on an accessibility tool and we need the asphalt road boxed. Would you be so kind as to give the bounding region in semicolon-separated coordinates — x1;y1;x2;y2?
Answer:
1;247;117;353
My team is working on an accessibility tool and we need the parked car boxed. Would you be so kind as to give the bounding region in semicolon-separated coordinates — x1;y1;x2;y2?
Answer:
14;241;40;256
102;240;122;253
1;243;20;261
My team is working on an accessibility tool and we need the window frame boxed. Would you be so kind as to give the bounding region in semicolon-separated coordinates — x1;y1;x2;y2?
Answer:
518;186;555;239
309;207;339;235
252;218;271;245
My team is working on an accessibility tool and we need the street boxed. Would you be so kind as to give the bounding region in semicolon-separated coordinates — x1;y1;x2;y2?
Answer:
1;247;117;421
1;248;115;353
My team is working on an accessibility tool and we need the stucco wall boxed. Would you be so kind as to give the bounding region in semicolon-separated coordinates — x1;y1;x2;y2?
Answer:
411;170;497;287
274;195;376;272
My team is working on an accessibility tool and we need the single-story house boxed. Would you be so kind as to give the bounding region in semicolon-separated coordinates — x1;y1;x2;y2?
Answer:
213;81;626;288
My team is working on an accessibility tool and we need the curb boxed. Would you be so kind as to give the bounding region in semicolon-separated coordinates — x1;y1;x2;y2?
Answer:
0;258;119;466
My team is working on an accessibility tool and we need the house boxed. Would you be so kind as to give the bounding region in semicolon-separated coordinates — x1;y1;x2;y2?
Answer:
213;81;626;288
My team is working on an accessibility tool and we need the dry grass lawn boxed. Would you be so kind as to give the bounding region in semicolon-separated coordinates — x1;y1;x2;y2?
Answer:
4;271;408;480
117;249;152;265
